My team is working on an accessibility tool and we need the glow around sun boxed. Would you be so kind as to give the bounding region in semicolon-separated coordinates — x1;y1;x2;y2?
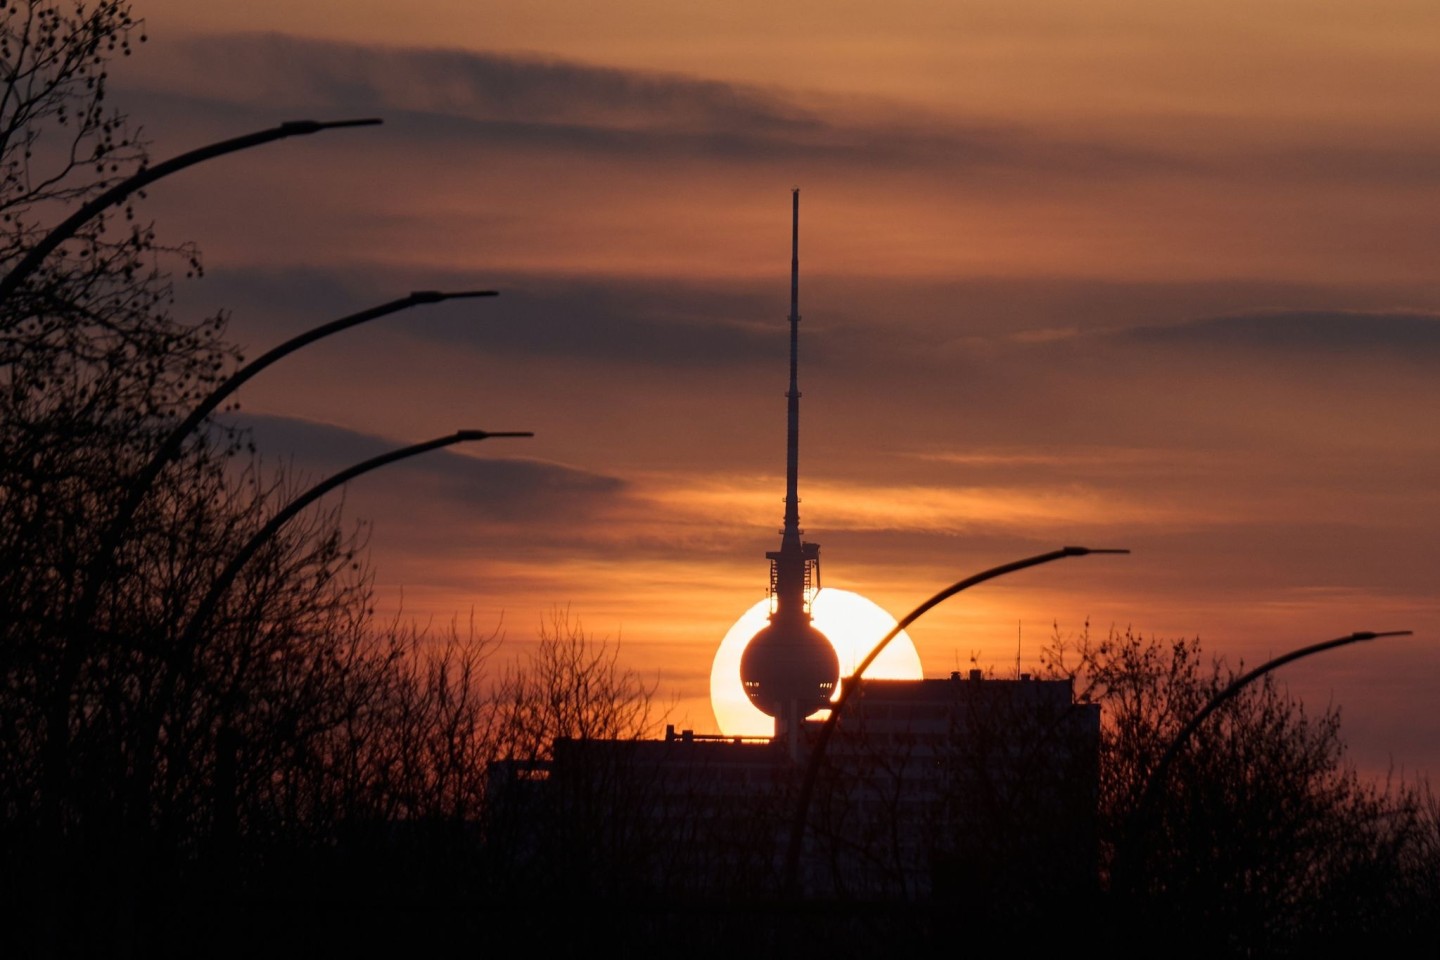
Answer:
709;587;924;736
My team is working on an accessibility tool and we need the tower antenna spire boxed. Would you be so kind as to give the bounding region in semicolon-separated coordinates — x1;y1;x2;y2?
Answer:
769;188;816;614
783;187;802;548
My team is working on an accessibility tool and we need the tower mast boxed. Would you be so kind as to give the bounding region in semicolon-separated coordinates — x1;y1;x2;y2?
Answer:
769;188;818;618
782;187;802;552
741;189;837;749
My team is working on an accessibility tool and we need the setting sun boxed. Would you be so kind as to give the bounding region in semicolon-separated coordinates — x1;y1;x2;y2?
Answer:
710;587;924;736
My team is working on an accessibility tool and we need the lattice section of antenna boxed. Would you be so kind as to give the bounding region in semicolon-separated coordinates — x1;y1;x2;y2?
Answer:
765;543;823;615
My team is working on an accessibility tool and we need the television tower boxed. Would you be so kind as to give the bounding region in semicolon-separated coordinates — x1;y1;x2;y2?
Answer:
739;189;840;750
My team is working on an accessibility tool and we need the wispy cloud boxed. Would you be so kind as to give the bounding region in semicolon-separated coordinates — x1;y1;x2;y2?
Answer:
124;32;1186;177
221;412;624;514
151;32;821;134
1115;310;1440;359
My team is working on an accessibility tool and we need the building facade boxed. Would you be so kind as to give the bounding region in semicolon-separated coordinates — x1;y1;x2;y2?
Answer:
487;671;1100;904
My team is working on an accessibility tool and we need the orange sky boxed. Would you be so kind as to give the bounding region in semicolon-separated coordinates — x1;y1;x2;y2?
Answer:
115;1;1440;778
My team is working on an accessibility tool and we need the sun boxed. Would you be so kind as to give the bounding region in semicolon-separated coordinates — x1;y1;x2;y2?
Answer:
710;587;924;736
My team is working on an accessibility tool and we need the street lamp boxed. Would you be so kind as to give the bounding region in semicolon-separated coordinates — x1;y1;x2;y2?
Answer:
179;429;533;652
20;117;457;928
89;289;499;602
59;293;503;771
784;545;1130;894
0;119;381;303
12;118;419;638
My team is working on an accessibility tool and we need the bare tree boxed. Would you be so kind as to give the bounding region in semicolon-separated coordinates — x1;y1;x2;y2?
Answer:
0;6;401;951
1042;623;1440;952
476;609;671;897
489;607;663;762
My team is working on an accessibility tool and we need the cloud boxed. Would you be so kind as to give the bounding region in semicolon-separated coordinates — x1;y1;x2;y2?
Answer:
641;471;1194;535
177;263;802;369
188;263;1440;370
122;32;1181;178
158;32;820;135
1115;311;1440;359
126;32;843;167
128;31;1440;190
425;276;785;367
217;411;624;513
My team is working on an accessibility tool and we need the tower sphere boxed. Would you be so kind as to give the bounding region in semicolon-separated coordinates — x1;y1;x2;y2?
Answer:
739;613;839;718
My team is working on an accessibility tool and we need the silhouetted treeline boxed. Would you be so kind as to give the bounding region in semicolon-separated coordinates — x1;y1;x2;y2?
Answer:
1045;624;1440;954
0;3;667;951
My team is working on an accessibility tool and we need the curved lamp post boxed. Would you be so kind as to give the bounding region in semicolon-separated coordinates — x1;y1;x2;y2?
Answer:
35;118;399;851
179;429;533;651
1118;628;1414;897
62;293;502;758
783;545;1130;895
0;118;381;303
88;289;498;606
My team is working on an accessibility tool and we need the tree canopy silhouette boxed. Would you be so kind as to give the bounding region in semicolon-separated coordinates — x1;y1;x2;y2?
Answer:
0;3;388;950
1043;623;1440;953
